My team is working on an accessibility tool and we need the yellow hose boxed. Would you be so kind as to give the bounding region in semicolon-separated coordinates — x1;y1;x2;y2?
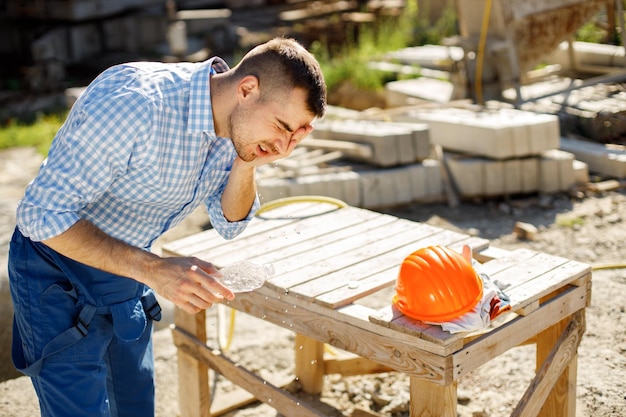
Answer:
255;195;348;216
217;304;236;352
592;263;626;271
475;0;493;105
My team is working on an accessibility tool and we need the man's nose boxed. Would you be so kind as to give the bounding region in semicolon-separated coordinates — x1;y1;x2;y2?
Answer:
273;135;290;155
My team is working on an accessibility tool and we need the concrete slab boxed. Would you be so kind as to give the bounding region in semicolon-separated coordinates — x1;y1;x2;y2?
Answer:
391;107;560;159
445;150;574;197
256;162;445;210
560;136;626;178
312;119;431;167
385;78;456;106
539;149;576;193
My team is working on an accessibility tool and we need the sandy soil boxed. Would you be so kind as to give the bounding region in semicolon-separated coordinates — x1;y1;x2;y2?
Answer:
0;146;624;417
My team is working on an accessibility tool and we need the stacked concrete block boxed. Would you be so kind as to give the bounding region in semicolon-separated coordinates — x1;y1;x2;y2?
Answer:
385;106;582;196
414;159;444;201
573;160;590;184
445;151;575;198
392;107;560;159
560;136;626;178
257;171;362;207
312;119;431;167
354;160;444;208
256;161;444;210
539;149;577;193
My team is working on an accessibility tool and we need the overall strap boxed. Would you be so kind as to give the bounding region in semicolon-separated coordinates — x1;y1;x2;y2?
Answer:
12;304;100;377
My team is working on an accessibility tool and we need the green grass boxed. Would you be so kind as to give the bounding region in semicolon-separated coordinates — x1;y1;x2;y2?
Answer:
0;111;66;155
555;214;585;228
310;1;446;93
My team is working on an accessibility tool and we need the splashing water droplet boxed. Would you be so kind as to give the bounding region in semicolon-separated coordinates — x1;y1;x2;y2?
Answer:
218;261;274;293
348;280;360;289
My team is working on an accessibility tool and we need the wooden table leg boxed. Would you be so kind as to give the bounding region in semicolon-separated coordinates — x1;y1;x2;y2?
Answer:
294;334;325;394
534;312;582;417
174;308;210;417
409;377;457;417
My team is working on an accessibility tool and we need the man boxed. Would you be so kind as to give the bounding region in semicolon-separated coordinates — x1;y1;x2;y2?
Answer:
8;37;326;416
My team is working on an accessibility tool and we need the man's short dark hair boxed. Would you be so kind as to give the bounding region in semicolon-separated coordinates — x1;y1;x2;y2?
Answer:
234;37;327;118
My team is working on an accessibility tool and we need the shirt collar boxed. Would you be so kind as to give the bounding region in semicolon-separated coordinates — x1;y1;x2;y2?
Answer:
187;57;230;134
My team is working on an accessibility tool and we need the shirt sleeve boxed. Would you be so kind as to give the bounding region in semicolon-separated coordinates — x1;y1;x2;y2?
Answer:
205;191;260;240
17;73;151;241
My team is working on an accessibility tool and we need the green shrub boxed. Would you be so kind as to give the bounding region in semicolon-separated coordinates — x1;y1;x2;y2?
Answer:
0;111;66;155
312;1;423;93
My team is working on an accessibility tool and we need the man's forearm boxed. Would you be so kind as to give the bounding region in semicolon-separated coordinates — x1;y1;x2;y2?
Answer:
42;219;163;285
41;218;235;314
221;159;257;222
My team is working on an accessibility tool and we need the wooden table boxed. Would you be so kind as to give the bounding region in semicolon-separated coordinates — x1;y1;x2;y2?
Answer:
163;201;591;417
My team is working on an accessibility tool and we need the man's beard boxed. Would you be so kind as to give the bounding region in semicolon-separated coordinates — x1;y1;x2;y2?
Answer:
228;111;255;162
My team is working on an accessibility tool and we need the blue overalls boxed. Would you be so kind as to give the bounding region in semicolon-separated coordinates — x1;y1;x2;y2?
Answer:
8;228;162;417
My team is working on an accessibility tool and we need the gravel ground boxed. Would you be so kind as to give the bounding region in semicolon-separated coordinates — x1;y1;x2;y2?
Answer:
0;146;625;417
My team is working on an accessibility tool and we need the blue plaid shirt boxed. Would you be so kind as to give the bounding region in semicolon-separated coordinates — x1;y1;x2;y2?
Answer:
16;57;259;249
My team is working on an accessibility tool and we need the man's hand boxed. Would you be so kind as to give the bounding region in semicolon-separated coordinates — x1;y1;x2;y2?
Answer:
151;257;235;314
42;219;235;314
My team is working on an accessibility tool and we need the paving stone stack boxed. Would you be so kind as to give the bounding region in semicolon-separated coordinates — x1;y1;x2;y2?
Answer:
257;105;589;208
390;106;581;198
256;113;446;208
256;104;588;209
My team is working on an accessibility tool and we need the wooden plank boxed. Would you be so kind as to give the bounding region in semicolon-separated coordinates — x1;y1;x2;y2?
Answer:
323;355;394;377
267;221;446;290
275;150;343;170
374;305;466;347
162;215;293;257
409;378;457;417
209;375;294;416
174;308;209;417
194;206;383;267
172;328;326;417
294;334;324;394
279;0;358;22
286;225;449;296
301;137;374;158
310;235;488;308
279;225;486;295
474;246;513;262
452;285;588;379
512;312;584;417
255;213;400;277
366;304;467;351
507;265;591;314
292;230;488;300
315;269;397;308
164;200;339;256
224;289;454;382
337;303;459;353
478;248;540;277
490;251;571;291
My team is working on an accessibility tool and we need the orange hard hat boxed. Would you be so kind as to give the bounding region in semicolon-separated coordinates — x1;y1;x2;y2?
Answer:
393;245;483;323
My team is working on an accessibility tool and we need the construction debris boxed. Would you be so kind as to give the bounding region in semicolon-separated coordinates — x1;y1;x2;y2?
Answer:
513;221;539;241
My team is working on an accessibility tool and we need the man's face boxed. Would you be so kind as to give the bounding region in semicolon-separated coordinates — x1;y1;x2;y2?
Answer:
228;87;314;164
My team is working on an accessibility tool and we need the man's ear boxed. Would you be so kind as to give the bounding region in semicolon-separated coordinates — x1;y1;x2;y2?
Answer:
238;75;260;100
